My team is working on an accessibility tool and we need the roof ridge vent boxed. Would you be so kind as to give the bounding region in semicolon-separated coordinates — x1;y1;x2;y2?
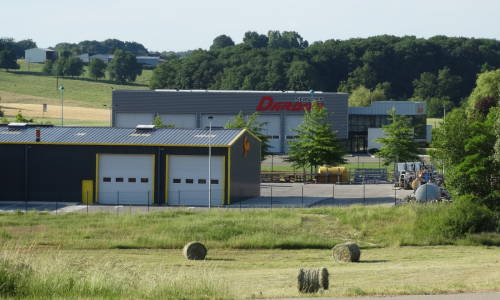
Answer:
7;123;28;130
135;124;155;131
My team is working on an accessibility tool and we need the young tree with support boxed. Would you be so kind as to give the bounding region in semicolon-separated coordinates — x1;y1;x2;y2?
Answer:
376;108;421;179
286;102;345;181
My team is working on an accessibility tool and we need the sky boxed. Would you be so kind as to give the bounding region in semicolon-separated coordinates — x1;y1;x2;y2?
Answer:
3;0;500;52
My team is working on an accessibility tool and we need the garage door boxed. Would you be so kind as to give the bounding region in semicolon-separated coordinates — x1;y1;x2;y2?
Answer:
284;115;304;152
257;115;281;153
98;154;154;205
167;155;224;206
160;114;196;128
115;113;153;128
200;114;236;129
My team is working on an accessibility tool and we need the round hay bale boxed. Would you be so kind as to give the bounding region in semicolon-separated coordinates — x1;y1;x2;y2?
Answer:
319;267;329;290
332;242;360;262
182;241;207;260
297;267;328;293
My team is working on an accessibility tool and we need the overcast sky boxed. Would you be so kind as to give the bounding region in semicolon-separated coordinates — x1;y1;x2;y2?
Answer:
3;0;499;52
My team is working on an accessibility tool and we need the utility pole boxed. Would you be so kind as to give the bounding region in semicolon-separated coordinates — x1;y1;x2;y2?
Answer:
208;116;213;209
59;85;64;126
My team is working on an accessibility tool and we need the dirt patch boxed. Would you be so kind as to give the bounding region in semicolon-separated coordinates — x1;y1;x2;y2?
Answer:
1;102;109;121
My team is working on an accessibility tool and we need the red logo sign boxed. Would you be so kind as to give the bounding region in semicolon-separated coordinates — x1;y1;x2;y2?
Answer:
256;96;324;112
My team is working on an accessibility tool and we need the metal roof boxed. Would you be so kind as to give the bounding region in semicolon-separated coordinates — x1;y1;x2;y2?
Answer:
0;126;244;147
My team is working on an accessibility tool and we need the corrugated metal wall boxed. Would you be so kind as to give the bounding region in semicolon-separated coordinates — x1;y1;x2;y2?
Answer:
112;90;349;142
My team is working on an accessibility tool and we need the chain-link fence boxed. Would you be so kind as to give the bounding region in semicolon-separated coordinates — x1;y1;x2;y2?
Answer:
0;183;409;214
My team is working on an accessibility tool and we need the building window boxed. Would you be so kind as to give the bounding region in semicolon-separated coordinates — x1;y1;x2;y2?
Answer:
140;178;149;183
186;179;194;184
128;178;136;183
103;177;111;182
210;179;219;184
116;177;124;182
173;178;181;184
198;179;206;184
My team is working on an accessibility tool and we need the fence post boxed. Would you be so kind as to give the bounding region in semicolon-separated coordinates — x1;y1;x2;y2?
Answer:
301;185;304;208
394;187;397;205
332;183;335;202
363;177;366;205
178;190;181;206
270;186;273;210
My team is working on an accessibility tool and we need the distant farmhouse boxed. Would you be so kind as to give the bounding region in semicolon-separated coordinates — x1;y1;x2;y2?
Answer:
25;48;57;63
78;53;163;68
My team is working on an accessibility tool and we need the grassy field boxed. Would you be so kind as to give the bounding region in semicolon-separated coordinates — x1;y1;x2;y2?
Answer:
0;60;151;109
0;206;499;299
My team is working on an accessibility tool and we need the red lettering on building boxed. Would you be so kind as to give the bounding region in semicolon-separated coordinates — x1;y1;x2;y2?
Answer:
256;96;324;112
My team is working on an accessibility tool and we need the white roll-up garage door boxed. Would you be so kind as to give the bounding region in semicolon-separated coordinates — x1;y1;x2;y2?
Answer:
167;155;224;206
200;114;236;129
257;115;281;153
160;114;197;128
284;115;304;152
115;113;154;128
98;154;154;205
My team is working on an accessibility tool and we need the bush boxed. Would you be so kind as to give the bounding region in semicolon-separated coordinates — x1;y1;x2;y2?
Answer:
439;195;497;238
0;258;32;297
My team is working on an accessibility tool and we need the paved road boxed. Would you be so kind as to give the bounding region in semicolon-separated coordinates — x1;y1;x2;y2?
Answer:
272;292;500;300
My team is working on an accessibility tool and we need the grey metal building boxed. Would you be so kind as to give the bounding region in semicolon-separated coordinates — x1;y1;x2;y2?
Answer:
112;90;349;153
0;124;261;206
348;101;428;152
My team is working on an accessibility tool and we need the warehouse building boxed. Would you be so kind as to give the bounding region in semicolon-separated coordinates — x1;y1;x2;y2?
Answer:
0;124;260;206
112;90;349;153
348;101;429;152
24;48;57;63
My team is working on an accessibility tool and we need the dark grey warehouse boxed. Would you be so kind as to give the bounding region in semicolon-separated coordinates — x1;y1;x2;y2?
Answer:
112;90;349;153
0;124;261;206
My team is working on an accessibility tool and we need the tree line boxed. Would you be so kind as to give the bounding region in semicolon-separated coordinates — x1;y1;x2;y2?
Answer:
151;32;500;116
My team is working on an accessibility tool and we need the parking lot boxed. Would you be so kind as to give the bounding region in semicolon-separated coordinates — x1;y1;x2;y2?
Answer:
0;183;413;213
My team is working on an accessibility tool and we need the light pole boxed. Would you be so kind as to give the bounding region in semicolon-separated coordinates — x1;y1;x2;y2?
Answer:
59;85;64;126
208;116;213;209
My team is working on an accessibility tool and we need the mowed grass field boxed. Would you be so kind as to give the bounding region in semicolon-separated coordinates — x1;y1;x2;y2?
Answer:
0;61;151;109
0;206;499;299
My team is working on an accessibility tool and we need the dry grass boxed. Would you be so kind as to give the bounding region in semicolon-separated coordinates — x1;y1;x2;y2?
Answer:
1;101;109;121
0;246;498;299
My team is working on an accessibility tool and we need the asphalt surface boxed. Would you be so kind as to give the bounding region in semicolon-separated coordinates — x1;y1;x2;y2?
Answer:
0;184;414;212
272;292;500;300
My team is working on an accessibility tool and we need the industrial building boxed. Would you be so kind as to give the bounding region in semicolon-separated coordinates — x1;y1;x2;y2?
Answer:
112;90;429;154
0;124;261;206
348;101;430;152
24;48;57;63
112;90;349;153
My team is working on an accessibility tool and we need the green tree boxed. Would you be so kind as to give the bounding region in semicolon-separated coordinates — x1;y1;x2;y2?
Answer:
88;58;106;80
467;69;500;113
0;49;19;71
210;35;235;51
42;59;54;74
107;50;142;83
224;112;270;159
65;57;84;77
286;102;345;172
348;85;387;107
376;108;420;165
152;114;175;128
243;31;268;48
495;109;500;163
287;60;313;90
